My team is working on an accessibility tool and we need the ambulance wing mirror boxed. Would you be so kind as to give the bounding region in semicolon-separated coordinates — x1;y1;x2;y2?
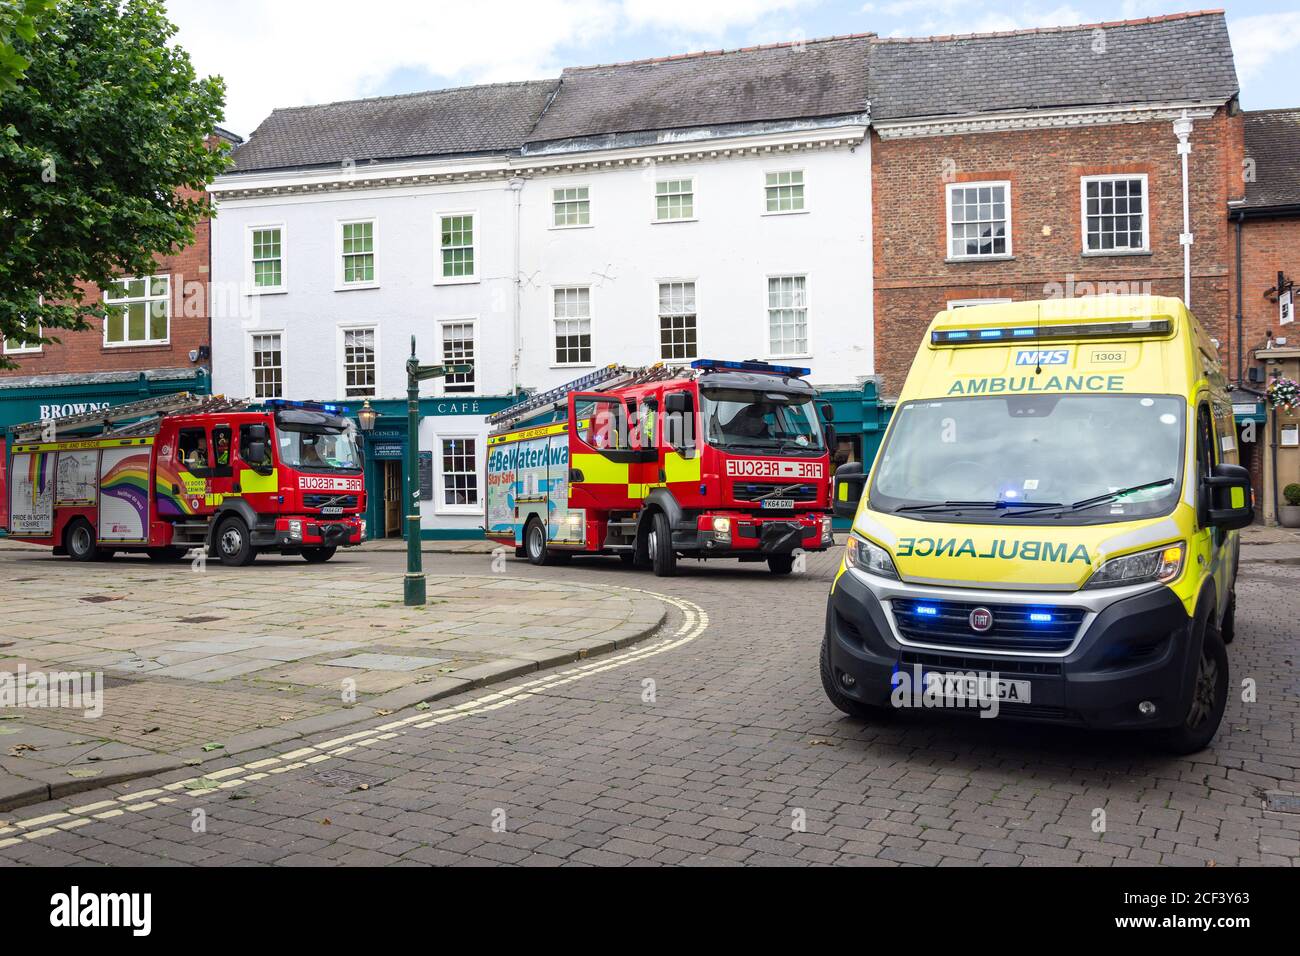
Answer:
833;461;867;521
1204;463;1253;531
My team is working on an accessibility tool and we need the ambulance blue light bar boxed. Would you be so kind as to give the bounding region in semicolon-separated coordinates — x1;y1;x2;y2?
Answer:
263;399;351;415
691;359;810;377
932;318;1173;345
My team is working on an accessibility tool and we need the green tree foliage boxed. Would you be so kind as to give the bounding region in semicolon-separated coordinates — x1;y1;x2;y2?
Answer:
0;0;56;93
0;0;230;364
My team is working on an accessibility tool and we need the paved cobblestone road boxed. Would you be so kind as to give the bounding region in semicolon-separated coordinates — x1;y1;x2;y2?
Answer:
2;547;1297;867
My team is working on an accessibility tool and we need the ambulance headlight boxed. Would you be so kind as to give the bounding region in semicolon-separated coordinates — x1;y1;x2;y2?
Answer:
1084;542;1185;589
844;532;898;579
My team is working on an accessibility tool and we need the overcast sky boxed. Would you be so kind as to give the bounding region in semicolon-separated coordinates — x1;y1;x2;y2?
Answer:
164;0;1300;138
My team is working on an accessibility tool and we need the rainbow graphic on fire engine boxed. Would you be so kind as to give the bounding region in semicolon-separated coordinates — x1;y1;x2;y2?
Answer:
25;452;51;507
154;459;202;517
100;455;150;512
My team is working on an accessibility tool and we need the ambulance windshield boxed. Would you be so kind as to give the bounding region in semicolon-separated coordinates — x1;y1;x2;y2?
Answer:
870;393;1185;524
701;387;825;456
276;425;362;472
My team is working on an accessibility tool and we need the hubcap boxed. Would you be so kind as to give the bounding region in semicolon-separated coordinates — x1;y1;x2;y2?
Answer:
73;527;90;553
648;529;658;560
529;527;542;558
221;528;242;555
1187;649;1219;728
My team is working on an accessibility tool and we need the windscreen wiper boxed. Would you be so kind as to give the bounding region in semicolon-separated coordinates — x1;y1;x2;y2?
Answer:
895;499;1063;514
1066;478;1175;512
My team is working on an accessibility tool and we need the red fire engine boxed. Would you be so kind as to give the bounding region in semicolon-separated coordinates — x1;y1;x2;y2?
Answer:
485;360;836;575
2;393;366;565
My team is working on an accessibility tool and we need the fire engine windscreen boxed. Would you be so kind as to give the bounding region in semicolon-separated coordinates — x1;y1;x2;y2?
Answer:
700;388;825;455
276;425;362;472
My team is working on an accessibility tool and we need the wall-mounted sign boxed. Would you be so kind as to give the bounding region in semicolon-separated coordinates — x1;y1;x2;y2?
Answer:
418;451;434;501
1282;423;1299;448
1282;289;1294;326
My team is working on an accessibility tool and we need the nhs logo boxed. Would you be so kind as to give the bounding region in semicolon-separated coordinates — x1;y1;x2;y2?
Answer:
1015;349;1070;366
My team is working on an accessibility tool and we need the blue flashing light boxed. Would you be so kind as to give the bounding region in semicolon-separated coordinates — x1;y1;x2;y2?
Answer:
1012;328;1035;337
691;358;810;377
1028;612;1054;623
946;331;969;340
914;605;939;617
979;329;1003;339
264;399;351;415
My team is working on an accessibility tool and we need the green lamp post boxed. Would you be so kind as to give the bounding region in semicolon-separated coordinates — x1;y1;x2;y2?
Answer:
404;336;472;606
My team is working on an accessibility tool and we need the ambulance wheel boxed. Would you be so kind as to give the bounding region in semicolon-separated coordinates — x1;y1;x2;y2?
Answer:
302;547;336;564
524;519;548;566
648;511;677;577
1156;620;1228;755
64;519;98;562
215;516;256;567
768;554;795;575
820;635;890;721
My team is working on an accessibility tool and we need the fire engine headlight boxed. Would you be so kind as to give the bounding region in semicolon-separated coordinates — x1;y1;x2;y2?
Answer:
1083;542;1185;589
289;520;303;540
711;517;732;534
844;532;898;580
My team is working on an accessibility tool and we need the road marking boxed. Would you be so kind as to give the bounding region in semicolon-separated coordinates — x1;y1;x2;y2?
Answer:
0;584;708;848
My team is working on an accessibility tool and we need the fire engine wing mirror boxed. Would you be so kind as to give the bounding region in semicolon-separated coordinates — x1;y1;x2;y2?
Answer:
833;461;867;521
1204;463;1253;531
819;402;834;422
246;424;268;441
664;393;689;414
245;440;272;474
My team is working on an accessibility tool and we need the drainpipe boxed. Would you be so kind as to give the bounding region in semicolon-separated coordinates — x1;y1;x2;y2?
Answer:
1233;214;1244;385
1173;111;1194;307
508;177;525;397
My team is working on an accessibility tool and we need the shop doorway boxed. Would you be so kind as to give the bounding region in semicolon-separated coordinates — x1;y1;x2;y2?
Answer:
383;460;403;537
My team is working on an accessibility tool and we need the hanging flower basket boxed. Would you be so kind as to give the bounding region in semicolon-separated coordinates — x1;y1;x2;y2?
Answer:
1267;377;1300;412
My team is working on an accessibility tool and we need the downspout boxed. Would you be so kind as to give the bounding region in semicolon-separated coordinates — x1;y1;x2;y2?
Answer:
508;177;524;398
1173;112;1194;307
1233;214;1244;385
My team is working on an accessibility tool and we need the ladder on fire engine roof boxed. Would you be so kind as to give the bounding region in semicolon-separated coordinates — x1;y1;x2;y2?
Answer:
487;362;687;429
6;392;247;444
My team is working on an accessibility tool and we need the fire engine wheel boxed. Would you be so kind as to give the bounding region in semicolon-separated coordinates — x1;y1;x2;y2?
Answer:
302;547;336;564
768;554;796;575
525;519;549;566
215;516;257;567
64;520;98;562
647;511;677;577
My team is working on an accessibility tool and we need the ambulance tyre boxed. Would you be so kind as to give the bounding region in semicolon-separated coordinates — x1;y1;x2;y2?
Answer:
648;511;677;577
215;515;256;567
1219;590;1236;645
820;635;890;721
768;554;795;575
1156;619;1228;755
302;547;336;564
64;519;98;562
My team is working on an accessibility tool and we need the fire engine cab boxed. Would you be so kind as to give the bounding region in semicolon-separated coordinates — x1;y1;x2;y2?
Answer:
2;393;366;565
485;359;836;576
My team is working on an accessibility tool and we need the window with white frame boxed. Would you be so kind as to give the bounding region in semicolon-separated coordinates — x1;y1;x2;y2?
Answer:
250;226;283;290
440;438;479;508
765;170;805;213
1082;175;1148;253
439;214;475;280
767;276;808;357
250;333;283;399
440;321;475;394
947;182;1011;259
340;220;375;285
658;281;697;360
104;276;169;346
4;313;41;354
553;286;592;366
552;186;590;227
342;328;376;398
654;178;694;221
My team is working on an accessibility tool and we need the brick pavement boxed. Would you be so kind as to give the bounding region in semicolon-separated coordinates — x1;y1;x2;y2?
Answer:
1;545;1297;866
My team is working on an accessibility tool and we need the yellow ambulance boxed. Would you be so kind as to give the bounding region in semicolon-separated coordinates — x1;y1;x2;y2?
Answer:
825;296;1253;753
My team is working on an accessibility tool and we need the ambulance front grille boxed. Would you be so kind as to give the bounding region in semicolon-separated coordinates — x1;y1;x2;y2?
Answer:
892;599;1085;653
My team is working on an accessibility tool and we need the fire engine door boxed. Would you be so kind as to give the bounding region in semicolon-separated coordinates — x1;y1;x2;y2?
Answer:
173;426;215;514
568;392;643;512
207;425;235;505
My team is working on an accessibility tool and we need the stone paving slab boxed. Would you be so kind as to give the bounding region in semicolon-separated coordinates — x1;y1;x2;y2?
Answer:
0;552;667;811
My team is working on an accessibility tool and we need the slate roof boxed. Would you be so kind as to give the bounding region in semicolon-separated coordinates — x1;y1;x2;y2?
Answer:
526;34;872;145
867;11;1238;121
1242;109;1300;209
230;80;560;173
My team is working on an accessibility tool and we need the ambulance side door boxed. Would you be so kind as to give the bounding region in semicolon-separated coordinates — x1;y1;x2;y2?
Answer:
1193;401;1231;609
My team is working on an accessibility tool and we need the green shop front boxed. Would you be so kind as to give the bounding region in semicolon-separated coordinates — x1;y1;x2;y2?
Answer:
352;395;516;541
818;380;893;530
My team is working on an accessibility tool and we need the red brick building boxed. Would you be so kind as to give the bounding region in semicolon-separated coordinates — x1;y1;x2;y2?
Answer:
1230;108;1300;523
867;12;1243;396
0;129;242;431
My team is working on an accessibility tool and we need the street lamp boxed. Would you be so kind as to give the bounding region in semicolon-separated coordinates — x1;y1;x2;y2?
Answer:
1173;111;1194;307
403;336;472;606
357;399;377;434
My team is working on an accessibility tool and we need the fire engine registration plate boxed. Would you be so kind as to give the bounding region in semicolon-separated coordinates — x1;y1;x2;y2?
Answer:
936;674;1031;703
320;506;344;515
760;499;795;509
